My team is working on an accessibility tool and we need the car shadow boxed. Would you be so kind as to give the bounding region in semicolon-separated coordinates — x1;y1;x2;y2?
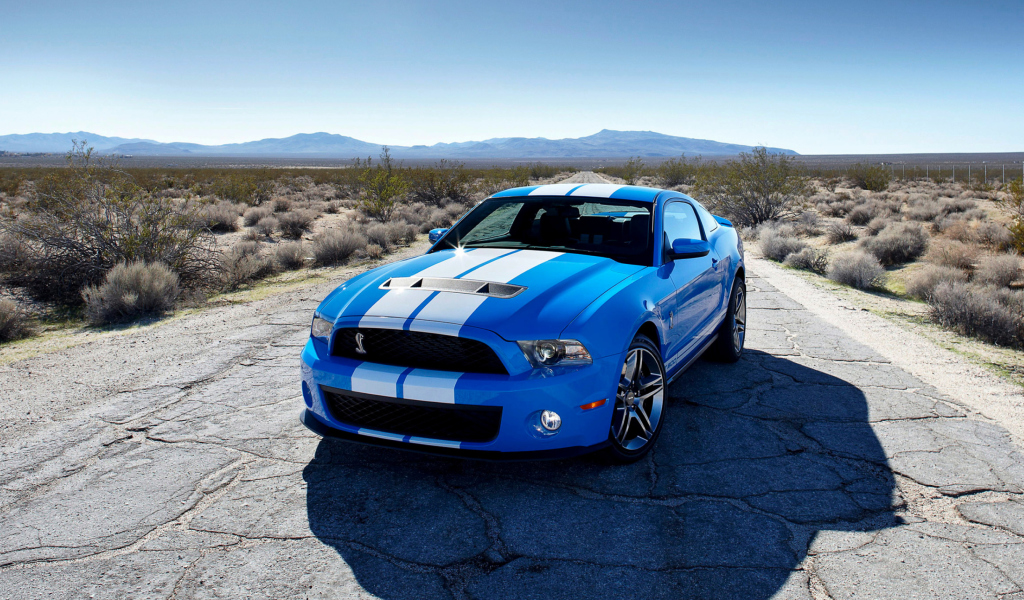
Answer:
303;350;899;599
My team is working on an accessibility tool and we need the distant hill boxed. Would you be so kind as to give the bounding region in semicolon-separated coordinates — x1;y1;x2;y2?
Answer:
0;132;158;153
1;130;797;158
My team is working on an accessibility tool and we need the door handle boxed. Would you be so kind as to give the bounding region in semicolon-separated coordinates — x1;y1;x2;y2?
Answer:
711;257;719;269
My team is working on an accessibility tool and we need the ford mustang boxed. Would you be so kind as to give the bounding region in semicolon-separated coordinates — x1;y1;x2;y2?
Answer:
299;183;745;462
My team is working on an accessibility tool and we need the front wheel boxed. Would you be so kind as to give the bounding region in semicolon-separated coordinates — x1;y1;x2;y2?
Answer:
601;335;666;463
708;277;746;362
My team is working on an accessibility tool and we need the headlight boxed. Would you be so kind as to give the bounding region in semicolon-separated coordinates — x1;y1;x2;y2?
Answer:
518;339;592;368
311;314;333;342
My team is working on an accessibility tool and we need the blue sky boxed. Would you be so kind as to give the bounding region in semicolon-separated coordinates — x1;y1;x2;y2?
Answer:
2;0;1022;154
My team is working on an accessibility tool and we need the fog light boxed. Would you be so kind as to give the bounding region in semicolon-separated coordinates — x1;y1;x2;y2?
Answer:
540;410;561;431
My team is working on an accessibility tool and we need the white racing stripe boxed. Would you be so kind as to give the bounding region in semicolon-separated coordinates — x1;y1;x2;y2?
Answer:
411;250;562;325
528;183;581;196
568;184;623;198
359;248;515;324
401;370;461;403
350;363;407;397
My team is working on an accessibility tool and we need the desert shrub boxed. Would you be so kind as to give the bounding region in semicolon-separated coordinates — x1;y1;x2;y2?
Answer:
758;227;807;262
313;229;367;266
365;223;392;249
693;147;808;227
391;221;419;245
818;199;855;217
865;216;892;236
271;197;292;213
862;222;928;265
255;216;279;237
849;164;892;191
274;242;307;271
0;144;215;303
209;169;274;205
410;160;471;206
905;199;942;222
478;167;530;196
975;255;1021;288
925;239;979;270
938;197;976;216
0;299;35;342
827;252;886;289
794;211;821;236
657;155;702;187
822;176;842;193
783;247;829;274
364;243;385;260
243;206;273;227
359;147;408;222
928;281;1023;348
81;261;180;324
906;265;968;299
199;201;241;232
846;201;893;226
622;157;647;185
0;233;31;274
939;219;977;243
826;222;857;244
221;242;275;289
999;178;1024;252
324;201;341;214
977;221;1013;249
276;210;315;239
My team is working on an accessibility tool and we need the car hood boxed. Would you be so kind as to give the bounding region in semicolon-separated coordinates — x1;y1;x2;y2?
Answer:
319;248;645;340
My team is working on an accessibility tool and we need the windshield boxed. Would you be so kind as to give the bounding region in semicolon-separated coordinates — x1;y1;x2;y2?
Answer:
432;197;653;266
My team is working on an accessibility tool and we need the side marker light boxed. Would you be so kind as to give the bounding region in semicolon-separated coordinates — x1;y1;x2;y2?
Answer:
580;399;607;411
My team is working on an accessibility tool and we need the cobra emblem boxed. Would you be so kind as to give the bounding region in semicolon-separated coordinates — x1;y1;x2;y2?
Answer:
354;332;367;354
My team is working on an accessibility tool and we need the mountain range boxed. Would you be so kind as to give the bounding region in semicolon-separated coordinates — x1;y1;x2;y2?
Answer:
0;130;797;158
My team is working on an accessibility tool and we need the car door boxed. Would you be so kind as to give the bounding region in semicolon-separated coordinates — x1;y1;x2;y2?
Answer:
662;201;720;367
692;200;729;320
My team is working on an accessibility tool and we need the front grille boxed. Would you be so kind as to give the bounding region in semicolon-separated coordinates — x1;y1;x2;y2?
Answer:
321;387;502;443
331;327;508;375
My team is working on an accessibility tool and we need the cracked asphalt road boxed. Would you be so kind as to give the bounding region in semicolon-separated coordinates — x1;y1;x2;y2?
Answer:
3;251;1024;599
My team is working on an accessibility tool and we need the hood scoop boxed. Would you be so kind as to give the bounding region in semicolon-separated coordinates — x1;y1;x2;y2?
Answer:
380;277;526;299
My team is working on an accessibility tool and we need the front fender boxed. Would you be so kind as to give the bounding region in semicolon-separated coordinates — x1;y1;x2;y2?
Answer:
559;267;669;360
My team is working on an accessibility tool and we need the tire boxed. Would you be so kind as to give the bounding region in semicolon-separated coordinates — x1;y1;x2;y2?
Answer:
708;276;746;363
601;334;666;464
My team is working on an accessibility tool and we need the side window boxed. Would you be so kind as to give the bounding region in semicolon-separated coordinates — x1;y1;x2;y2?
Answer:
692;200;719;234
663;202;703;243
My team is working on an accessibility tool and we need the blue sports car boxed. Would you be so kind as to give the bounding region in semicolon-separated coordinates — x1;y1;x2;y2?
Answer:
300;183;745;462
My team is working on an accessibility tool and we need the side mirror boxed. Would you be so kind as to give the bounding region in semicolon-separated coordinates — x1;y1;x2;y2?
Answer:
428;228;449;243
669;238;710;260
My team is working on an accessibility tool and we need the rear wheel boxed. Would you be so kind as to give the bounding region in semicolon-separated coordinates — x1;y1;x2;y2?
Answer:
708;277;746;362
602;335;666;463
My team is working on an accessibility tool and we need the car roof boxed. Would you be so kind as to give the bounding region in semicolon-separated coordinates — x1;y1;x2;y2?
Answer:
489;183;673;203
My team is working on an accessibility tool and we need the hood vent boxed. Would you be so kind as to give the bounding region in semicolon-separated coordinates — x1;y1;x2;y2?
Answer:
380;277;526;299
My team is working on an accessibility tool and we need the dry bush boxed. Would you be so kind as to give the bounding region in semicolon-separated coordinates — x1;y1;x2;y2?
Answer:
846;201;884;226
939;197;976;215
221;242;275;289
758;227;806;262
409;160;471;206
324;201;341;214
364;244;385;260
783;247;829;274
0;299;35;342
199;201;241;232
906;265;968;299
925;239;980;271
392;221;419;245
865;216;893;236
862;222;928;265
274;242;307;271
241;228;262;242
827;252;886;289
693;147;808;227
975;255;1021;288
818;199;855;218
976;222;1013;249
0;145;215;303
271;198;292;213
906;199;942;222
825;222;857;244
929;281;1023;348
794;211;821;236
81;261;180;324
313;229;367;266
255;216;279;237
276;210;315;239
243;206;273;227
849;164;892;191
940;219;978;243
0;233;31;274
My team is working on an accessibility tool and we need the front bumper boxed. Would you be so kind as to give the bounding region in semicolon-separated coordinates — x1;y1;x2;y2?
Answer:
299;336;619;456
